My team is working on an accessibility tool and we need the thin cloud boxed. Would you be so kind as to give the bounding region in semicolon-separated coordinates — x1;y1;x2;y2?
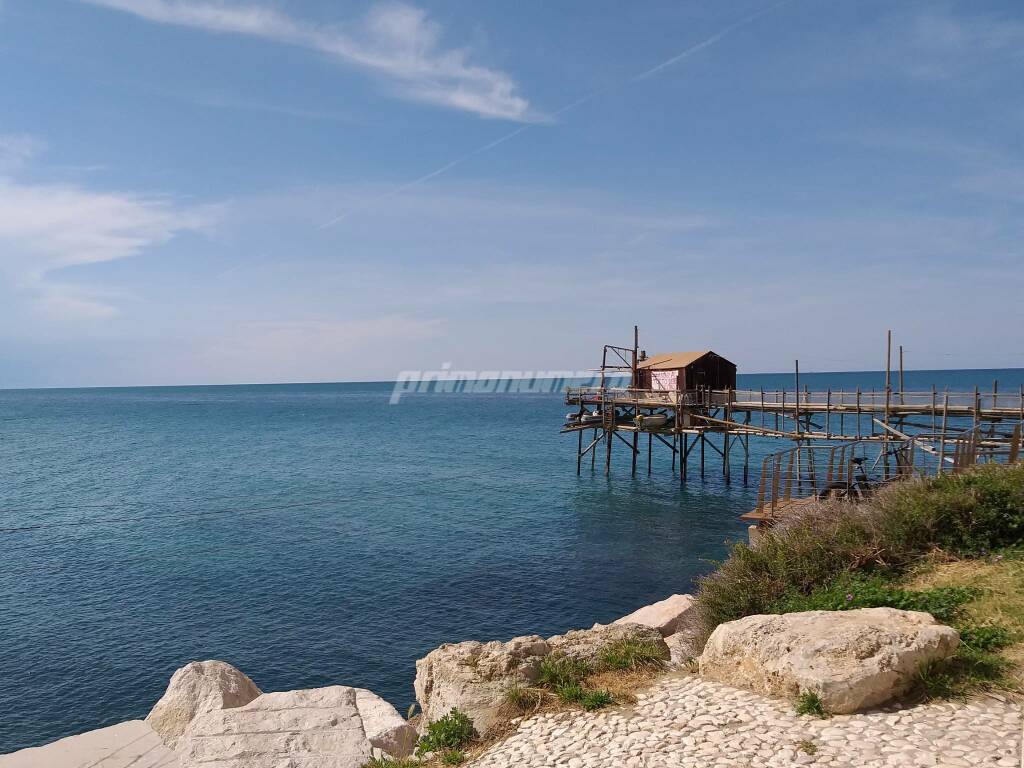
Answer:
81;0;533;121
319;0;792;228
0;176;216;317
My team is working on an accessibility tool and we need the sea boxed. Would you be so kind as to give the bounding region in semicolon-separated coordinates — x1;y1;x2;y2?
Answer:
0;368;1021;753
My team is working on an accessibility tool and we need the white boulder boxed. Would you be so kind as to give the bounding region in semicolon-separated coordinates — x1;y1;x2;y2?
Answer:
177;686;408;768
699;608;960;713
414;634;550;736
146;660;261;748
613;593;698;638
354;688;418;758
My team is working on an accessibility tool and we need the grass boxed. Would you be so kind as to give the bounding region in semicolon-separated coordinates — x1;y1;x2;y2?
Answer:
537;655;592;689
598;639;667;671
362;759;418;768
694;464;1024;700
795;691;828;718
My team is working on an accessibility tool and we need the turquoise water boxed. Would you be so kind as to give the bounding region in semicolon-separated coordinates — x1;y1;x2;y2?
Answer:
0;368;1021;753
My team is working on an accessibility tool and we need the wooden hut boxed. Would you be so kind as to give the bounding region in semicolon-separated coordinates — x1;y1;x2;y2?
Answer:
636;351;736;392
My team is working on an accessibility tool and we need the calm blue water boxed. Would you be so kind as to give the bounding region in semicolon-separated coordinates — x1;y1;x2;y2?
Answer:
0;368;1021;753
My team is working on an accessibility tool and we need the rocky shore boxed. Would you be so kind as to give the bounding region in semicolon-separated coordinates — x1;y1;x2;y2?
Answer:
3;591;1019;768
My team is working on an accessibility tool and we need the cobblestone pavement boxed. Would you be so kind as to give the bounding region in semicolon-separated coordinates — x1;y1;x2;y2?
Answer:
469;673;1022;768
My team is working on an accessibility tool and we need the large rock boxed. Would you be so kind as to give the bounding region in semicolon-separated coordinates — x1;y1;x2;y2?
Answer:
354;687;418;758
699;608;960;714
613;593;698;637
146;660;261;748
0;720;176;768
178;686;406;768
547;623;669;667
414;634;550;736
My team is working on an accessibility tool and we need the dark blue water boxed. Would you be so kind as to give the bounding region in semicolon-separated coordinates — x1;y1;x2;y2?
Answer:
0;369;1021;753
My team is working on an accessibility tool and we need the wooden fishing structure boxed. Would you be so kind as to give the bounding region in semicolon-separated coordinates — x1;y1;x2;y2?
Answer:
563;327;1023;528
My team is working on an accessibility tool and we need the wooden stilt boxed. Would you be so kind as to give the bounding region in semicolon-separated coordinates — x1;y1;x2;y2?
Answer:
631;430;638;477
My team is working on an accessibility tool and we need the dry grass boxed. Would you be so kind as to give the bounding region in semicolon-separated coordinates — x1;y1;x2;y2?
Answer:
904;551;1024;689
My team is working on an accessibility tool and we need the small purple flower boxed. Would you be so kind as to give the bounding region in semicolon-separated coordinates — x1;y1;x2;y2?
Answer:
845;593;854;602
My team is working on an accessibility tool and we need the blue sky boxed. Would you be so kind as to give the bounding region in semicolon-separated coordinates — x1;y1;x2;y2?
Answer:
0;0;1022;387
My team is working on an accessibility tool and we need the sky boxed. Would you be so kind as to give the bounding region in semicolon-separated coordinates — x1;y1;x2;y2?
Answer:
0;0;1022;387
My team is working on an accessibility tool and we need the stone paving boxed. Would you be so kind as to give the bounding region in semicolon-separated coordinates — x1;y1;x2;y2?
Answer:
469;672;1022;768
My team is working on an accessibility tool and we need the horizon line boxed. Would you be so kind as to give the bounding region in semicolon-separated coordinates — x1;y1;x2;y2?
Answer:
2;365;1022;394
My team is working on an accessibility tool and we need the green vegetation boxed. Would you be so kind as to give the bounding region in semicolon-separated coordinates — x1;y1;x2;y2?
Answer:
416;709;476;759
579;689;615;711
532;652;618;711
697;464;1024;631
363;758;418;768
795;691;828;718
503;684;542;714
770;572;977;621
695;464;1024;699
440;750;465;765
537;654;591;689
598;639;666;671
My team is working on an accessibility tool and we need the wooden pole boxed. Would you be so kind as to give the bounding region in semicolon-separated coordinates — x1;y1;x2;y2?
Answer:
632;325;639;388
794;360;801;439
938;393;949;474
884;331;892;480
931;385;937;433
898;344;904;405
631;429;638;477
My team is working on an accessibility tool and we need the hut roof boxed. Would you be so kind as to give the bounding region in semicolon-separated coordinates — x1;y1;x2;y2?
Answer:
636;351;713;370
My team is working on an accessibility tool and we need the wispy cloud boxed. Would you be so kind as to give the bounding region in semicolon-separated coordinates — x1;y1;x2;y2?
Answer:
80;0;533;121
0;172;216;318
845;4;1024;81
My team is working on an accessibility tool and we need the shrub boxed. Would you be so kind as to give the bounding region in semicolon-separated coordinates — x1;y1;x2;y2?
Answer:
416;709;476;757
770;572;978;622
598;639;666;671
880;464;1024;555
695;464;1024;635
538;654;591;689
795;691;828;718
441;750;466;765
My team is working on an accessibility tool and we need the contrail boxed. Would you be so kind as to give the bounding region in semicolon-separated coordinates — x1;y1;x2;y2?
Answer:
318;0;793;229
